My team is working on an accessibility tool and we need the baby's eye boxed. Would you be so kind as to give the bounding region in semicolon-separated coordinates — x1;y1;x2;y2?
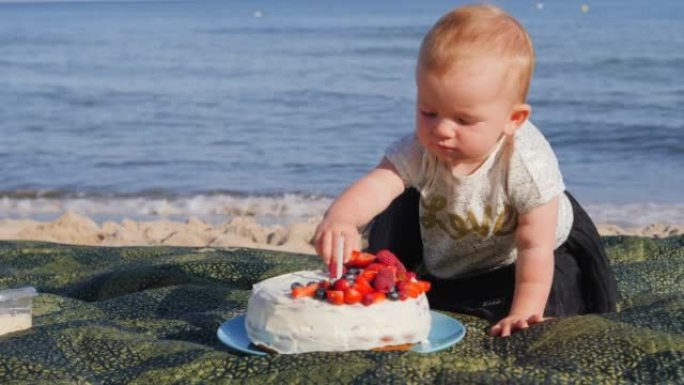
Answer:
420;110;438;118
455;117;478;125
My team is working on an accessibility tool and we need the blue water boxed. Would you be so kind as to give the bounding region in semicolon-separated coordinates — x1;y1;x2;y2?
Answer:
0;0;682;224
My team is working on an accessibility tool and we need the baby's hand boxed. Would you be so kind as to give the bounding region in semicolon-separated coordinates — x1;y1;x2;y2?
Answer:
313;219;360;265
489;313;550;337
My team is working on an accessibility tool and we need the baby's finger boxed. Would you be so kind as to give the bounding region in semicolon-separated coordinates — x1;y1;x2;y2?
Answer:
527;314;544;324
320;231;333;264
514;319;529;330
343;233;356;262
313;229;324;256
500;323;512;337
488;323;502;337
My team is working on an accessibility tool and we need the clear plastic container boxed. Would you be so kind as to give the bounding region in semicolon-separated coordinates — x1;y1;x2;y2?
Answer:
0;287;37;336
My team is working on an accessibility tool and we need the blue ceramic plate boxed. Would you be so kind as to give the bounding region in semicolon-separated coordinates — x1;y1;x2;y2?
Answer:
217;311;465;355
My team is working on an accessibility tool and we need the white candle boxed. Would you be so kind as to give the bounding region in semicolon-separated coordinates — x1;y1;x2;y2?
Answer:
336;237;344;280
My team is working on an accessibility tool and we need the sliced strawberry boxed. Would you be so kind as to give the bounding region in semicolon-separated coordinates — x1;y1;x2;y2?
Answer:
353;280;374;296
417;280;431;293
332;278;351;291
326;290;344;305
405;281;422;298
348;250;376;268
344;288;362;304
359;269;378;282
292;283;319;298
373;267;396;293
362;292;387;306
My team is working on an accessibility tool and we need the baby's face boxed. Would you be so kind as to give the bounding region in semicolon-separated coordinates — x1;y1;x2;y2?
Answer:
415;59;518;172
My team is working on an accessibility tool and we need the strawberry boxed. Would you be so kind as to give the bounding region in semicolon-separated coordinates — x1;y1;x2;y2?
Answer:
352;280;374;296
326;290;344;305
359;269;378;282
405;281;422;298
375;249;407;273
318;280;331;290
332;278;351;291
373;267;396;293
362;292;386;306
348;250;376;268
417;280;431;293
344;288;362;304
291;282;319;298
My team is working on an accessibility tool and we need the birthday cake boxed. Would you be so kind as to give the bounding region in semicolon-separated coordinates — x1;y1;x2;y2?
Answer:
245;250;432;354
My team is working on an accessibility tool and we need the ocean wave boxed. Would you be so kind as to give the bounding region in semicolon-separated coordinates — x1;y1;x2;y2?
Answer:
0;192;332;226
0;192;681;228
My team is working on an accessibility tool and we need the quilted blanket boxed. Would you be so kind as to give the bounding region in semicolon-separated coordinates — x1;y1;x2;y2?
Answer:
0;236;682;384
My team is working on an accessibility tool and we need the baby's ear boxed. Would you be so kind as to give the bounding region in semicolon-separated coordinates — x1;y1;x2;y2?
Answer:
504;104;531;136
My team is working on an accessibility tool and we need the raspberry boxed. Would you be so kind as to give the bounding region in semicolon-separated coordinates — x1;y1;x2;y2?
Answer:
375;249;406;273
373;267;396;293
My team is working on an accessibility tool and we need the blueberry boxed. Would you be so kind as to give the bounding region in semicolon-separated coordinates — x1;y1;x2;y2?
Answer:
307;281;318;287
388;291;400;301
314;288;327;300
291;282;303;290
349;268;361;275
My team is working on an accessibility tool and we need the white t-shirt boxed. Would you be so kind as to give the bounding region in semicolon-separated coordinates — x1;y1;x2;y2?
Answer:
385;120;573;279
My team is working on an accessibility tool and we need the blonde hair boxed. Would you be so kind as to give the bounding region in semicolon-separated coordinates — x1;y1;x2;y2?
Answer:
418;3;535;103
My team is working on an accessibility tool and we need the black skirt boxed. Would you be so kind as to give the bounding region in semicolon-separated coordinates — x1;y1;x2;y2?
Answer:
366;189;618;322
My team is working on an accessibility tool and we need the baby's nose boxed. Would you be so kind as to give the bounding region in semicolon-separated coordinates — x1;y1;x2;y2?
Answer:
434;119;457;138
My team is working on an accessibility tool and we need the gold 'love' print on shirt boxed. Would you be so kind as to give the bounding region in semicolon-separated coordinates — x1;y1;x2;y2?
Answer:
419;194;517;240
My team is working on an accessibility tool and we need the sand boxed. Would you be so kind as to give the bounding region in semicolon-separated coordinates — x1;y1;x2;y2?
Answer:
0;212;681;255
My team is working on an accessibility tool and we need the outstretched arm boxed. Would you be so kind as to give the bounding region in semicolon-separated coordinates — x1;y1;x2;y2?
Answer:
489;196;559;337
314;157;405;264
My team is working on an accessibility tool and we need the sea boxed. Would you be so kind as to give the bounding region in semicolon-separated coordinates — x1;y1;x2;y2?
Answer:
0;0;682;227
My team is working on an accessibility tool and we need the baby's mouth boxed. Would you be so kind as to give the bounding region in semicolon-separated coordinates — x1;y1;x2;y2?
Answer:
436;143;457;152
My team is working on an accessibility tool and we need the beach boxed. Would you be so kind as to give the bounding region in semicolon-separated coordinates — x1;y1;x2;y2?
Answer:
1;212;681;255
0;1;681;254
0;1;682;383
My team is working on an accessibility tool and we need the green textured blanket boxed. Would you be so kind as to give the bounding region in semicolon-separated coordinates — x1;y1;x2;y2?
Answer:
0;237;682;384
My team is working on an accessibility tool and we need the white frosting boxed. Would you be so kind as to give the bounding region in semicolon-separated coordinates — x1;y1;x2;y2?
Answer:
245;270;431;354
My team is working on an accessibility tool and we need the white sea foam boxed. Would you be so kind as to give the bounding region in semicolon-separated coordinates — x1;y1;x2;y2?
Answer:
583;202;684;228
0;194;332;226
0;194;681;228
